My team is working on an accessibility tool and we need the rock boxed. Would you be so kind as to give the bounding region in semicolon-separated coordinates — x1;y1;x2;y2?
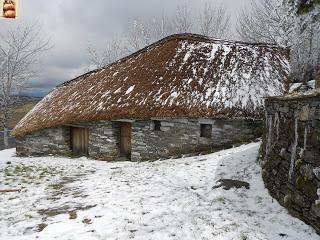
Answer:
300;164;315;180
36;223;47;232
212;179;250;190
299;105;315;121
291;192;311;208
69;211;77;220
278;233;288;237
279;148;286;157
302;150;315;163
313;168;320;180
284;194;292;208
311;202;320;218
296;178;318;200
82;218;92;225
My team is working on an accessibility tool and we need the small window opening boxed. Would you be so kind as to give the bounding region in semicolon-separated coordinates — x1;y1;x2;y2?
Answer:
200;124;212;138
153;120;161;131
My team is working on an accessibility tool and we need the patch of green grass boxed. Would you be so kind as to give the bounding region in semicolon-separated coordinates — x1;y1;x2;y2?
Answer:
49;183;64;190
215;196;226;204
14;103;36;113
38;206;71;217
2;164;65;189
25;214;33;219
6;102;38;129
297;0;320;15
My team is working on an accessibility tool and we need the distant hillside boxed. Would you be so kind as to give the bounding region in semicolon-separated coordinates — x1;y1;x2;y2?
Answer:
11;96;42;108
5;96;42;130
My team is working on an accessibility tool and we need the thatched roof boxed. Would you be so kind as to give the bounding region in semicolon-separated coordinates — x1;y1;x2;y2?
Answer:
12;34;290;136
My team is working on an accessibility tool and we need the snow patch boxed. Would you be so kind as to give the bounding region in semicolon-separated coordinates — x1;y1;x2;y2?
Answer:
125;85;135;95
0;143;318;239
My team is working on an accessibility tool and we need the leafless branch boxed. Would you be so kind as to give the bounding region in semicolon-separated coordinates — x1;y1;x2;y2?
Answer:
0;22;50;148
174;4;193;33
199;3;231;39
88;38;125;68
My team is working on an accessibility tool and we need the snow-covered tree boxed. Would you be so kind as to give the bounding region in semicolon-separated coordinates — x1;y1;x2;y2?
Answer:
174;4;193;33
126;20;152;52
237;0;320;83
236;0;294;46
284;0;320;82
199;3;231;39
151;14;175;40
0;23;50;148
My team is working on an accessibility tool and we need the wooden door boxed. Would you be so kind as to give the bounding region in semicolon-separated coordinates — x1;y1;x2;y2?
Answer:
120;123;132;158
71;127;89;155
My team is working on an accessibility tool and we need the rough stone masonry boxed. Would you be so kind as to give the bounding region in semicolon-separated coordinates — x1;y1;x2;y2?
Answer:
16;118;262;161
260;94;320;233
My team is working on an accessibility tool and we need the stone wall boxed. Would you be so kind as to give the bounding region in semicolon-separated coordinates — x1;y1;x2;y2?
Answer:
87;121;120;160
211;119;261;149
260;95;320;233
16;126;70;156
131;118;262;161
16;118;262;162
15;121;120;160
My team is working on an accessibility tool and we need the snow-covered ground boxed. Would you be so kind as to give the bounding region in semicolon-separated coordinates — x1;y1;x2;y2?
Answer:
0;143;318;240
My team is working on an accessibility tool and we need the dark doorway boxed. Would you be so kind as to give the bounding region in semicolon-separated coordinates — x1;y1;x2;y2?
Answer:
120;122;132;158
70;127;89;156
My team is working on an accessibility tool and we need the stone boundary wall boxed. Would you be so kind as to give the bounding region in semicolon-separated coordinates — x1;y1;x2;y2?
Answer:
260;95;320;233
16;118;262;162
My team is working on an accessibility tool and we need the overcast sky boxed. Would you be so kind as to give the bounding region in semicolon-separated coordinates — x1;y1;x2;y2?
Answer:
2;0;252;96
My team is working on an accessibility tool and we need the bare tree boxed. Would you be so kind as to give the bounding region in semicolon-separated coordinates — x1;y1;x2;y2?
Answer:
0;23;50;148
236;0;293;46
88;1;232;67
287;0;320;82
88;38;125;68
125;2;227;52
199;3;231;39
151;14;174;40
290;24;320;82
238;0;320;83
126;20;152;52
126;14;175;51
174;4;193;33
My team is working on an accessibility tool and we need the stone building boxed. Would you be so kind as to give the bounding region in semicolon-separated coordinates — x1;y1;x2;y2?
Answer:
12;34;290;161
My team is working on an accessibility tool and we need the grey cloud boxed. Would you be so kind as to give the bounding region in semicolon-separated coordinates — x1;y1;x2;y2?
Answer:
8;0;251;96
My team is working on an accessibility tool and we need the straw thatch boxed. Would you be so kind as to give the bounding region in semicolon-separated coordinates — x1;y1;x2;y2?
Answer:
12;34;290;136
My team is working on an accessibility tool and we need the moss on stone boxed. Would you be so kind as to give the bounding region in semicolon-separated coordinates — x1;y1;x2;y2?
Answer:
297;0;320;15
62;150;80;158
295;159;303;171
296;175;305;187
296;176;318;200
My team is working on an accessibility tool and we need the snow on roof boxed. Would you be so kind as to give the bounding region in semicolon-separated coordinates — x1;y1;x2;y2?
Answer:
12;34;290;136
289;80;315;93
